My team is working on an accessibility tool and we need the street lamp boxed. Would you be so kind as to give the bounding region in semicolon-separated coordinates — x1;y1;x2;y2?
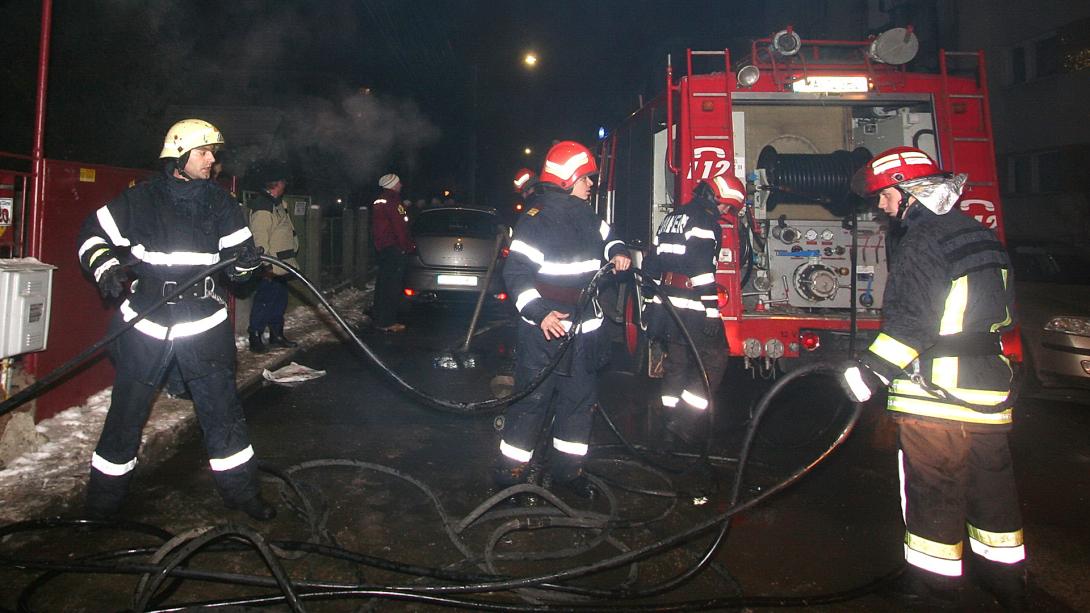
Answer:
523;52;538;68
523;147;532;156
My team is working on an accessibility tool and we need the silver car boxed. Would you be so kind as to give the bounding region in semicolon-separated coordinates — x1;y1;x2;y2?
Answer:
403;206;509;303
1010;241;1090;392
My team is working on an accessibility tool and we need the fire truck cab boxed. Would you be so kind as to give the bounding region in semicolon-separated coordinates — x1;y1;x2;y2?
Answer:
596;27;1006;374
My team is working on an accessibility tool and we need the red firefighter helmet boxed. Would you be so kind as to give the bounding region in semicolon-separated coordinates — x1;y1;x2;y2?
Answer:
851;146;946;196
704;174;746;209
513;168;535;192
539;141;597;190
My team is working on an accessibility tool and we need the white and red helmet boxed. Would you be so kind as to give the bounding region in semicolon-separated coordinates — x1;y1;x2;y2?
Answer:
851;146;945;196
513;167;535;192
539;141;597;190
703;174;746;210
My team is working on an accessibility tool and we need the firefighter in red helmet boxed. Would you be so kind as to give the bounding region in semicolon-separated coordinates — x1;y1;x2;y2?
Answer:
642;174;744;444
843;146;1026;609
497;140;630;499
513;167;538;199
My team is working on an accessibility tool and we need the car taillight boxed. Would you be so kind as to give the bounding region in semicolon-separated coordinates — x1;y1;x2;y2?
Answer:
800;331;820;351
404;288;415;297
495;292;508;301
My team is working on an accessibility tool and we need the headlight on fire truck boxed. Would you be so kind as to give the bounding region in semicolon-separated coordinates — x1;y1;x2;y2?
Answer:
736;65;760;88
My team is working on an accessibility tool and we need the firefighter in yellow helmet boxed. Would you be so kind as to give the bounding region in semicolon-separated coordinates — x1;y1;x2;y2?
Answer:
77;119;274;521
843;146;1025;609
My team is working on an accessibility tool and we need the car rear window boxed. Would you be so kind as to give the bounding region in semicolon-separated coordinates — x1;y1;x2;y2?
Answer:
1008;242;1090;284
412;210;496;238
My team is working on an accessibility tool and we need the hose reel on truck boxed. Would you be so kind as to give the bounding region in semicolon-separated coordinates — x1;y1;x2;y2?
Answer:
748;145;889;311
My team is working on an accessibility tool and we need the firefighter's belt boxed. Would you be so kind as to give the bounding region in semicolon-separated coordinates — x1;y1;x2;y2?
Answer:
923;332;1002;358
275;248;297;260
661;272;694;289
534;281;582;305
135;277;218;303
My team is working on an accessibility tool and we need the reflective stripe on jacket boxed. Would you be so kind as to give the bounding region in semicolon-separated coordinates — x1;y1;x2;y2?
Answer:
642;195;722;319
503;186;628;326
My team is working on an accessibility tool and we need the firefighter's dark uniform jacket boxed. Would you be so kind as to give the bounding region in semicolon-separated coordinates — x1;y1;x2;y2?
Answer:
642;194;726;414
861;204;1015;427
498;186;628;479
861;202;1024;582
77;171;261;509
248;190;298;276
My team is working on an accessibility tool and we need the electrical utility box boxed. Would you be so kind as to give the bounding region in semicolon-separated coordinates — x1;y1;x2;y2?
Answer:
0;258;57;359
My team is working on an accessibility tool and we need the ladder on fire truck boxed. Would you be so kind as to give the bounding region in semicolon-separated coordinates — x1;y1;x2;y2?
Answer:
666;49;735;185
938;49;1000;193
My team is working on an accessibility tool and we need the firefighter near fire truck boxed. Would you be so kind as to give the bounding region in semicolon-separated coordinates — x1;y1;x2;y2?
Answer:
841;146;1026;609
512;167;539;200
495;140;631;499
642;174;746;445
76;119;275;522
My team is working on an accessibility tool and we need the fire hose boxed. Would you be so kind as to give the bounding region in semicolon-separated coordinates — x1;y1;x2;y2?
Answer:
0;254;929;611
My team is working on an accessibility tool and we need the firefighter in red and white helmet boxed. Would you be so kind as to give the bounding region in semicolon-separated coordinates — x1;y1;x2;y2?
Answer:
513;167;537;198
843;146;1025;609
641;174;744;444
512;167;540;214
496;140;630;500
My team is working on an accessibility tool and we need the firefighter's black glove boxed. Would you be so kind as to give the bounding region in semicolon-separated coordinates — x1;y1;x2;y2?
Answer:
96;264;128;299
230;245;263;283
840;361;886;403
702;317;722;338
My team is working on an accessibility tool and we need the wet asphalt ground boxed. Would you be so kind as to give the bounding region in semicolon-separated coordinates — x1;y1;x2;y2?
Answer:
1;299;1088;612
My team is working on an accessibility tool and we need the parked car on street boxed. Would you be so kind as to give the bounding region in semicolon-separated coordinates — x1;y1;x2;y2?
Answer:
403;206;510;304
1010;240;1090;392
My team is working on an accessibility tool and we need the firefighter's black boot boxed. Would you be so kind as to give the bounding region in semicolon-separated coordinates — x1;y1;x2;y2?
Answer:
268;324;298;349
491;459;536;507
248;329;267;354
225;493;277;521
85;469;131;520
880;567;960;609
664;409;703;450
554;473;598;501
973;559;1028;612
549;463;598;501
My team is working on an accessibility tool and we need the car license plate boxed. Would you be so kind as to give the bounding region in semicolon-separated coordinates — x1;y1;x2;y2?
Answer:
437;275;477;287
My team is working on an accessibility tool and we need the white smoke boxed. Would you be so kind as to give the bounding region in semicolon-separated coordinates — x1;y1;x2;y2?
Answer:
282;90;441;187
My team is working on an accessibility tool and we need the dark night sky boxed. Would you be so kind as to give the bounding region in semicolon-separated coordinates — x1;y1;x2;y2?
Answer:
2;1;879;207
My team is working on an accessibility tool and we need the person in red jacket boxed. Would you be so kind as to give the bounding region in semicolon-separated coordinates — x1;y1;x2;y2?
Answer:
370;173;414;332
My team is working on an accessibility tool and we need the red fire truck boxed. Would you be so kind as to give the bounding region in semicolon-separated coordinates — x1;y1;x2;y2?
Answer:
596;26;1014;376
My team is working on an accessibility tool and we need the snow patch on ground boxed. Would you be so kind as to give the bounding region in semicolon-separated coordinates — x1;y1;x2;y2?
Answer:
0;287;369;525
